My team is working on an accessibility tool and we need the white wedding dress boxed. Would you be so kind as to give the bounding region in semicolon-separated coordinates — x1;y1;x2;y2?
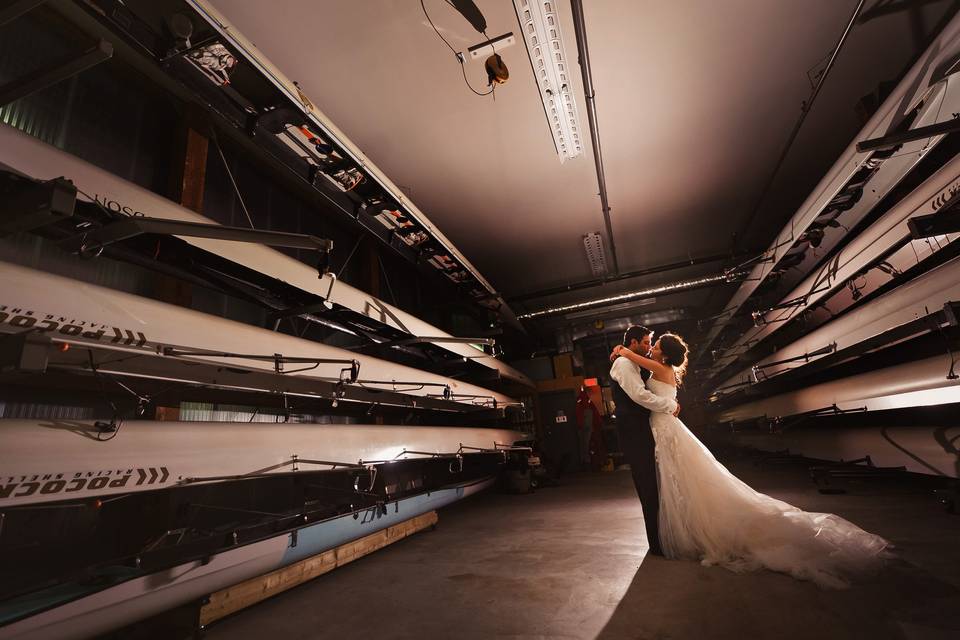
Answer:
646;377;891;589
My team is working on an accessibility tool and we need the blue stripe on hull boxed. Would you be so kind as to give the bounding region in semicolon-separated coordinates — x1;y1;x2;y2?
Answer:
281;486;465;565
0;484;478;638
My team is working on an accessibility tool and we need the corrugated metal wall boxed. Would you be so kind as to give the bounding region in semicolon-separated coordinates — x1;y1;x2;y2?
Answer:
178;402;358;424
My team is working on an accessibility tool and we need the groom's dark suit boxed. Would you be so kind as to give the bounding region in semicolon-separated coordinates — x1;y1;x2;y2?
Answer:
610;358;676;556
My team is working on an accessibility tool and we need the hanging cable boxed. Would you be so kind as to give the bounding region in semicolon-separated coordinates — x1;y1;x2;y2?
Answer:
337;234;366;278
377;253;398;305
209;129;257;229
485;28;498;101
421;0;493;97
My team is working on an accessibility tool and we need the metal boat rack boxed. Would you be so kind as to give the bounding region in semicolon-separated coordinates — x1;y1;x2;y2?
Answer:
178;455;378;494
768;404;868;432
0;169;517;391
161;347;359;382
0;331;491;415
360;443;534;467
809;455;910;494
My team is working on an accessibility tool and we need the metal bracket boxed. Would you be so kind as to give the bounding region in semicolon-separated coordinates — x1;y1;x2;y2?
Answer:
371;335;494;350
0;174;77;236
60;216;333;255
752;343;838;375
857;116;960;152
160;346;358;380
907;207;960;239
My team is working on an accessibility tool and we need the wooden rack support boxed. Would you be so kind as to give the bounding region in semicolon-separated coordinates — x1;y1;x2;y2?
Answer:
199;510;438;626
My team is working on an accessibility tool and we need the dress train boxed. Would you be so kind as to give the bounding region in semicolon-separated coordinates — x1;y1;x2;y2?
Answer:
646;378;891;588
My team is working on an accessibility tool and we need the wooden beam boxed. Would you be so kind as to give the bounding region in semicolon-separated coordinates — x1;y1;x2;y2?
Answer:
199;510;438;626
155;114;208;421
178;127;209;214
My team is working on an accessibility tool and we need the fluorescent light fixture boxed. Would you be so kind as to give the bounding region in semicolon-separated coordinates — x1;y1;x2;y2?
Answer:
514;0;583;161
582;232;608;276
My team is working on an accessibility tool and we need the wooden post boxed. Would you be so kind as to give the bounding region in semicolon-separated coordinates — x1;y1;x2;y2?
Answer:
199;510;438;626
155;114;209;421
175;126;209;214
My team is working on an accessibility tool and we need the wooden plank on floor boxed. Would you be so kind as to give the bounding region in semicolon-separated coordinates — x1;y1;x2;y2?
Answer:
199;510;438;626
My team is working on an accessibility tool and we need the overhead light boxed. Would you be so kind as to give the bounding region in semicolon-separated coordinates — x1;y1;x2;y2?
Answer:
563;297;654;320
518;271;747;320
582;232;608;277
513;0;583;161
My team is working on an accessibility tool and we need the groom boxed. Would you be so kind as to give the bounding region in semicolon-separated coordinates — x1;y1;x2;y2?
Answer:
609;325;679;556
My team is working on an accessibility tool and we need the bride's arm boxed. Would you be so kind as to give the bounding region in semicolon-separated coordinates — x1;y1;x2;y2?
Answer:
609;358;677;415
613;345;670;376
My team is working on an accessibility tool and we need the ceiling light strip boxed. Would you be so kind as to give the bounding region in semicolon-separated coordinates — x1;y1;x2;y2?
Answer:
518;271;747;320
514;0;583;161
582;232;608;276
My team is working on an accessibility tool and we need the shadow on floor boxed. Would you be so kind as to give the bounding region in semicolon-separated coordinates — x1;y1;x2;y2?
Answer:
596;554;960;640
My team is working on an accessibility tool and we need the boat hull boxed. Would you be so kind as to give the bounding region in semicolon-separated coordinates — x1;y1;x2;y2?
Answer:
0;420;526;507
0;481;489;640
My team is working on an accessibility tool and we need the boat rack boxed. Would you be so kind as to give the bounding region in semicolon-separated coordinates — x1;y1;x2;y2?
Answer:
0;169;517;390
161;346;360;382
748;448;816;468
177;456;378;494
768;405;868;432
809;456;910;494
61;215;333;266
48;0;516;324
0;330;503;417
0;446;510;612
361;443;534;466
709;297;959;410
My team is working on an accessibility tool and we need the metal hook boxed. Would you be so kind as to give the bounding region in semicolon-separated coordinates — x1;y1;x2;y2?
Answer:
354;467;377;493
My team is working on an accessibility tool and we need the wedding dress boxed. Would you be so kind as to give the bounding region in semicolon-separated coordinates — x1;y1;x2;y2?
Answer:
646;377;891;588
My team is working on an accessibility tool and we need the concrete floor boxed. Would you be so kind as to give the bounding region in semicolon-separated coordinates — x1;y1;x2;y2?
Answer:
206;451;960;640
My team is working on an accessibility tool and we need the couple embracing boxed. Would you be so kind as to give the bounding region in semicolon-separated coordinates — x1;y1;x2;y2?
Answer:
608;325;891;588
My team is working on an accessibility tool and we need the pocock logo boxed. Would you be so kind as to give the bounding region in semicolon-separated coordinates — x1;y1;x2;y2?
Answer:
0;306;147;347
1;467;170;501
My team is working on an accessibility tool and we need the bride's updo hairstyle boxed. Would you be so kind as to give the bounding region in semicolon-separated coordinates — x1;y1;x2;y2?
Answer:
659;333;689;384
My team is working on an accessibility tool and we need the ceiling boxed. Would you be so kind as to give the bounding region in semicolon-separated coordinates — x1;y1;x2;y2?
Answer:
208;0;956;325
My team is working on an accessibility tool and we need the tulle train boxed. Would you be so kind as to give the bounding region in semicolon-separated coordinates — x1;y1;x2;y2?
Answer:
649;398;891;589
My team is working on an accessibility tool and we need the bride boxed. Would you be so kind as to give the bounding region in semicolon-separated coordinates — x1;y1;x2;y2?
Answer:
611;334;892;589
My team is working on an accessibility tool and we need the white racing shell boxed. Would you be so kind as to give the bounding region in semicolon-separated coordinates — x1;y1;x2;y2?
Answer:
0;123;533;388
0;261;519;409
0;419;527;507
